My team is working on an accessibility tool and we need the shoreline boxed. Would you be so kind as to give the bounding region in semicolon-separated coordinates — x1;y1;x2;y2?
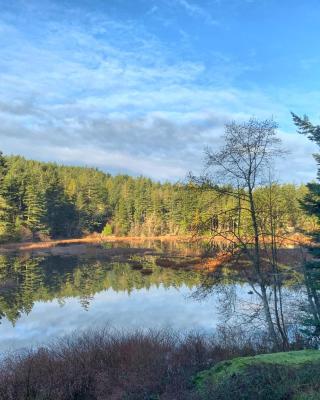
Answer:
0;234;195;254
0;232;309;254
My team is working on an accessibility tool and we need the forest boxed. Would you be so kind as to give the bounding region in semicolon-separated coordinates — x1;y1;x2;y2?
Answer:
1;118;320;399
0;151;316;243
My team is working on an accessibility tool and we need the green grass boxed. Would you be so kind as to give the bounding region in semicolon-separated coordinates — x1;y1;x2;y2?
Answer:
194;350;320;400
195;350;320;386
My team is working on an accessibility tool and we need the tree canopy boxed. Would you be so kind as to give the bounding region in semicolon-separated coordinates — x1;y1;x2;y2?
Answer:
0;152;314;243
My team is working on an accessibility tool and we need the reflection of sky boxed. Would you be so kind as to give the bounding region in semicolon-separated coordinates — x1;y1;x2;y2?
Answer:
0;277;302;353
0;284;220;352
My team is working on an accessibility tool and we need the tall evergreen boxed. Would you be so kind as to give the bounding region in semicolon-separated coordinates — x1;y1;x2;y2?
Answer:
0;152;7;184
0;153;14;240
292;113;320;226
292;113;320;336
43;167;78;237
24;179;48;240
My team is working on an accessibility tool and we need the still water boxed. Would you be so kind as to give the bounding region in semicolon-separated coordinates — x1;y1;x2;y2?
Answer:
0;241;213;352
0;241;313;352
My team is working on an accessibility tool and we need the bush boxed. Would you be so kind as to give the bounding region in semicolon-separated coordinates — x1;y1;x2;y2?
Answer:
102;223;113;236
0;328;267;400
1;328;316;400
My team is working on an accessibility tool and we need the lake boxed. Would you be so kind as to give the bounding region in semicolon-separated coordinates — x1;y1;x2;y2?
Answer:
0;240;316;352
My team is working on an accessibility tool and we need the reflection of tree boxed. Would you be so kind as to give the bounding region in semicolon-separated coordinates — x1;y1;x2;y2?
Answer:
193;251;305;348
0;255;46;324
0;254;203;325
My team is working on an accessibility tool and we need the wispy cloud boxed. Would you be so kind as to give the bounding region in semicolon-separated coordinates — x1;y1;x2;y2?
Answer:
174;0;218;25
0;0;318;183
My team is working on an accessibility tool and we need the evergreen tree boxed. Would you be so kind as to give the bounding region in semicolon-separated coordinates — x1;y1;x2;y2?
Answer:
24;180;48;240
43;168;78;237
0;195;14;241
292;113;320;225
0;152;14;241
292;112;320;337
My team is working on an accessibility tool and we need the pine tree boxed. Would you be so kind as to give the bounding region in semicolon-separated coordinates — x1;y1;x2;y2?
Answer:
0;152;15;241
24;180;48;240
0;195;14;241
292;112;320;337
292;113;320;225
0;151;7;185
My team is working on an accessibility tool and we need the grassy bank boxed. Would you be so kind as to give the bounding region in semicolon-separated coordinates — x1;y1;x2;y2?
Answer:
0;328;316;400
196;350;320;399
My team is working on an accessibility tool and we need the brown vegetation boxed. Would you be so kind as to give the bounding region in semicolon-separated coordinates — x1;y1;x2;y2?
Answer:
0;232;308;255
0;234;193;254
0;328;286;400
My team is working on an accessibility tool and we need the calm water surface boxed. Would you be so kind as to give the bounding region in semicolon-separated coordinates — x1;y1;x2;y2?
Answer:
0;241;308;352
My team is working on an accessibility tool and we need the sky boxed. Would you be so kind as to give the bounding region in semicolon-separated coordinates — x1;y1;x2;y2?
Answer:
1;0;320;182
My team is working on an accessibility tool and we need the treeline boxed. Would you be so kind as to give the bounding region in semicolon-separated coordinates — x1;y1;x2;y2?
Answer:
0;152;315;242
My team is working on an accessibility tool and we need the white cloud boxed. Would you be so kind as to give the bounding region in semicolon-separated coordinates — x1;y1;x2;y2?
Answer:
0;1;318;183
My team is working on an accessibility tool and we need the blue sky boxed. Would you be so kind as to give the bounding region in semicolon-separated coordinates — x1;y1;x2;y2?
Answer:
1;0;320;181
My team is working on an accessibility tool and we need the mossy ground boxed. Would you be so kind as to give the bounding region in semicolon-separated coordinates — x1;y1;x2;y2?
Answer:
195;350;320;400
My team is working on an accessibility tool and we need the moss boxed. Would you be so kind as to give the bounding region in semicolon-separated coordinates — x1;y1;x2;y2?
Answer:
294;392;320;400
195;350;320;388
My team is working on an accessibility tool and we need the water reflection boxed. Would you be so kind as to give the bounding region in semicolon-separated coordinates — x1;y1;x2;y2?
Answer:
0;253;203;325
193;247;320;348
0;242;319;351
0;249;221;351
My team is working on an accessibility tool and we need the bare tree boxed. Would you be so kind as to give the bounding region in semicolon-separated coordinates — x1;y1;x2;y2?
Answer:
192;118;291;348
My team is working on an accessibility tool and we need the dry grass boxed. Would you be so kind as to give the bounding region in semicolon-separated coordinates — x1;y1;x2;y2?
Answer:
0;232;309;254
0;234;193;252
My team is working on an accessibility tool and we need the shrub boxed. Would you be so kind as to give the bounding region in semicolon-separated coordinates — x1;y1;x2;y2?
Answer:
0;328;316;400
102;223;113;236
0;328;267;400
